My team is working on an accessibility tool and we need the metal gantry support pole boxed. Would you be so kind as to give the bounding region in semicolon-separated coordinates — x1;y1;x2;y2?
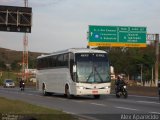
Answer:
22;0;29;80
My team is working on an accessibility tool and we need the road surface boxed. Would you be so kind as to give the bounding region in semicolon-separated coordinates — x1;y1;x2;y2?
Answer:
0;87;159;120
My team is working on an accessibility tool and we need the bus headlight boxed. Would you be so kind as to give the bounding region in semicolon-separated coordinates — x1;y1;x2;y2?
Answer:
77;86;85;90
123;86;127;89
104;86;110;89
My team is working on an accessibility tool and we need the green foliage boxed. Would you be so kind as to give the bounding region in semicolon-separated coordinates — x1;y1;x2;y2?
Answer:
28;57;37;69
0;60;6;70
98;45;157;81
11;60;21;71
0;48;42;71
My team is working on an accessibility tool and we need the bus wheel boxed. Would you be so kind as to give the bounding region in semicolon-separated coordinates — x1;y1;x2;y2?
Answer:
94;95;100;99
42;84;47;96
65;85;72;99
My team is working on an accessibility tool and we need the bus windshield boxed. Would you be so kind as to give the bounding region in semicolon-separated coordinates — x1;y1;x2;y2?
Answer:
75;53;110;83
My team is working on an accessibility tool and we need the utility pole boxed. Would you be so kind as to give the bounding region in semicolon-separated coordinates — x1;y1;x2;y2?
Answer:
140;64;143;86
151;66;154;86
155;34;159;87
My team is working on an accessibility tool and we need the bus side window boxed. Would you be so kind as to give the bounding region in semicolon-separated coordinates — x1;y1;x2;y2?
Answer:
48;56;53;68
64;53;69;67
52;56;57;67
57;54;65;67
41;58;47;69
70;53;74;81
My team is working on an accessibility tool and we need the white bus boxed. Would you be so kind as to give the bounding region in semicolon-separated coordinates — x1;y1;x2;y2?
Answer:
36;48;111;99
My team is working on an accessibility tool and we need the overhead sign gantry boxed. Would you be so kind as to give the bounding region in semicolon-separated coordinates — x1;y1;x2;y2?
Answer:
0;3;32;80
0;5;32;33
88;25;147;47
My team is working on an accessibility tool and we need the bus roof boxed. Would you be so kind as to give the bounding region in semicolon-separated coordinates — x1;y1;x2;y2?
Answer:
37;48;107;59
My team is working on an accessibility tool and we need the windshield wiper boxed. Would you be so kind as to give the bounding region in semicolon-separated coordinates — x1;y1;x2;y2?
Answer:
94;67;104;82
86;71;93;83
86;67;104;83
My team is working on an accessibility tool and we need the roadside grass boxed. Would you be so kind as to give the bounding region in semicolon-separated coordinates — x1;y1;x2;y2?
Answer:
0;97;77;120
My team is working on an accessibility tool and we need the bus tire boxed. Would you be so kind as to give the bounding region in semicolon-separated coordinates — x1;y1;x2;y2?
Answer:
42;83;48;96
94;95;100;99
65;85;72;99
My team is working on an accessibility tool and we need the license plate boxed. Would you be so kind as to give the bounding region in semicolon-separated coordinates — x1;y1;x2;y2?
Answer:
92;90;98;94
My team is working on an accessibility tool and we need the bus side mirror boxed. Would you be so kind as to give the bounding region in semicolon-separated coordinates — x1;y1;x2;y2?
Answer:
73;65;77;73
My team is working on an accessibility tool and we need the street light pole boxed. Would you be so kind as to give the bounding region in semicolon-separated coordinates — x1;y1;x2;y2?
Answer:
151;66;154;86
137;64;143;86
147;33;159;87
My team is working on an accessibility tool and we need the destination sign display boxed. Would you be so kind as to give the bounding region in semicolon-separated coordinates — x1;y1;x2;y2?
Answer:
88;25;147;47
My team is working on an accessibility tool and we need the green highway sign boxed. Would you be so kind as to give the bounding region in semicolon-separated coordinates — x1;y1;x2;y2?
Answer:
88;25;147;47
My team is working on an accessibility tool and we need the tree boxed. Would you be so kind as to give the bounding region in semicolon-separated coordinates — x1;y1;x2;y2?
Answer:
11;60;21;71
98;45;156;81
0;60;6;70
28;57;37;69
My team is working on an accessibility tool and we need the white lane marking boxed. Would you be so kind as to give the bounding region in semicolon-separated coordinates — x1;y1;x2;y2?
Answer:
136;101;160;105
91;103;106;107
149;112;160;114
116;106;137;111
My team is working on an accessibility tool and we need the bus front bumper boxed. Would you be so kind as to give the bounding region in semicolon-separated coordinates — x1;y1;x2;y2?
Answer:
76;86;111;96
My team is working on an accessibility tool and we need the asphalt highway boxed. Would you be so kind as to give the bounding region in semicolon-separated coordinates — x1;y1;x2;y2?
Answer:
0;87;159;120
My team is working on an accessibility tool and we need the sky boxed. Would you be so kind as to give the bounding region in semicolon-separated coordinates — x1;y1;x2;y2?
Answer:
0;0;160;53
